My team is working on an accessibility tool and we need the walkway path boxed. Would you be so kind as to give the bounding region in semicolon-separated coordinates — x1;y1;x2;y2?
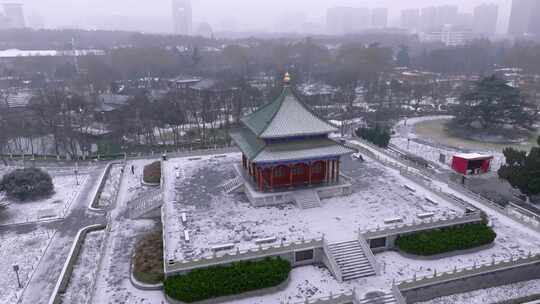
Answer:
4;164;109;304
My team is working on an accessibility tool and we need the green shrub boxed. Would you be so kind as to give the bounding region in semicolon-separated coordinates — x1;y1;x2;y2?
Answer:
0;168;54;201
396;223;496;256
355;126;391;148
143;161;161;184
164;257;291;303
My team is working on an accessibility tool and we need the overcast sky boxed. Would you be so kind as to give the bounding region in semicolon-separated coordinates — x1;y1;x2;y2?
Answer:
13;0;512;34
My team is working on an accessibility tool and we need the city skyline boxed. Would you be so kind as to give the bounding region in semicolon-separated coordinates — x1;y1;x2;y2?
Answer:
3;0;512;34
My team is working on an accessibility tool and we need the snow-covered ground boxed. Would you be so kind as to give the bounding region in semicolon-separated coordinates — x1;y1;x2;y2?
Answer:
0;228;55;304
79;148;540;304
0;173;89;225
60;231;105;304
391;116;506;170
162;153;464;262
96;164;123;209
92;159;164;304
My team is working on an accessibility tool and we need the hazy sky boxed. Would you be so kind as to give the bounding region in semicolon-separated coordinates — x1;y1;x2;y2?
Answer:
13;0;512;34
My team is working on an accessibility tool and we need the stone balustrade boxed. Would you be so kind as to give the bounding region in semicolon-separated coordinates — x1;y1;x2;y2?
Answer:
165;237;324;275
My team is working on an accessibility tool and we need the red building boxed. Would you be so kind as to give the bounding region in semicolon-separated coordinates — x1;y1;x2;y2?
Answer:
230;74;355;192
451;153;493;175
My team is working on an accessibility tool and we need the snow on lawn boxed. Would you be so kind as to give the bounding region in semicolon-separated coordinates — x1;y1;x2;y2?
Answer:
417;278;540;304
163;153;463;262
96;164;123;209
60;230;105;304
391;116;506;171
0;173;89;225
0;228;55;304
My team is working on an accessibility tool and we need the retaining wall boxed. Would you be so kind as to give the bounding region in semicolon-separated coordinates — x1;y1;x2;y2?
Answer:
48;224;107;304
361;212;483;253
165;237;325;276
398;255;540;304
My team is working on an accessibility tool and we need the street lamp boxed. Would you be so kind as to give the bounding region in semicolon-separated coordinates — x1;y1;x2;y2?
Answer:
13;264;21;288
74;162;79;186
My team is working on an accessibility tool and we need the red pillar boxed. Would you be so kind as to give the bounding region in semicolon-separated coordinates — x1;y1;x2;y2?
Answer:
308;162;312;185
331;160;335;181
270;167;274;190
289;164;294;187
258;168;263;191
336;159;340;182
326;160;330;183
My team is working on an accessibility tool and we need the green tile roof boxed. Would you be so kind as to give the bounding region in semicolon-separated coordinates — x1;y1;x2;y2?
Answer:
230;126;355;163
241;87;338;139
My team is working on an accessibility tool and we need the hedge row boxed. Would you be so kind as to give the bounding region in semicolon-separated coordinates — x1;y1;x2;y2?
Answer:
143;161;161;184
164;257;291;303
396;223;497;256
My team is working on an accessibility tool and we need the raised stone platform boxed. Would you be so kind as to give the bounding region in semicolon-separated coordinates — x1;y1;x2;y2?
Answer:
233;164;353;207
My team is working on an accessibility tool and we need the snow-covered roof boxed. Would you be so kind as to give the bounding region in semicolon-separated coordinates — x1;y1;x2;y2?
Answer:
453;153;493;161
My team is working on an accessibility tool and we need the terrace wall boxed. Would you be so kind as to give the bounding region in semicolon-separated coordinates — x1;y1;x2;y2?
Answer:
164;237;327;277
361;212;483;253
398;255;540;303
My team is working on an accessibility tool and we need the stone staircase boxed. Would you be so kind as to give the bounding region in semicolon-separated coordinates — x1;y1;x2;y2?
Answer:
129;189;163;219
221;176;244;194
357;293;398;304
327;240;376;281
293;189;321;209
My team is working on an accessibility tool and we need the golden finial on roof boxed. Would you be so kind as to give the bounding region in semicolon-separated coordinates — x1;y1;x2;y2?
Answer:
283;72;291;85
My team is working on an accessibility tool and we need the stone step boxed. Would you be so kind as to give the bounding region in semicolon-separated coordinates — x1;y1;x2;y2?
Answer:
358;294;397;304
332;250;366;258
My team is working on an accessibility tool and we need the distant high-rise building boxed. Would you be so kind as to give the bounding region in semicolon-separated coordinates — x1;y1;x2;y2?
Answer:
371;8;388;29
421;5;458;32
473;4;498;35
3;3;25;29
508;0;534;36
172;0;192;35
401;9;420;32
456;13;473;30
327;7;369;35
424;24;475;46
527;1;540;36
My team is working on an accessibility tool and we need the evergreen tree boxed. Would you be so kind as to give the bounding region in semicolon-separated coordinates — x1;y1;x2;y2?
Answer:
454;75;536;131
396;45;410;67
498;137;540;196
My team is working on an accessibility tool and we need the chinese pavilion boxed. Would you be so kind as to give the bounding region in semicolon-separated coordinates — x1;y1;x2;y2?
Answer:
230;74;355;193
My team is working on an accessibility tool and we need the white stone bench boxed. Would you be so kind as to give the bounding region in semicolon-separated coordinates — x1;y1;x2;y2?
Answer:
211;243;235;252
404;185;416;192
424;197;438;205
417;212;435;219
181;212;187;224
384;217;403;224
254;236;277;245
183;230;190;243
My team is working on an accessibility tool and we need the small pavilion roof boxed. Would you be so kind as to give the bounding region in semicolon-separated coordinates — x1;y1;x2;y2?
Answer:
241;86;338;139
230;127;355;164
454;153;493;161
